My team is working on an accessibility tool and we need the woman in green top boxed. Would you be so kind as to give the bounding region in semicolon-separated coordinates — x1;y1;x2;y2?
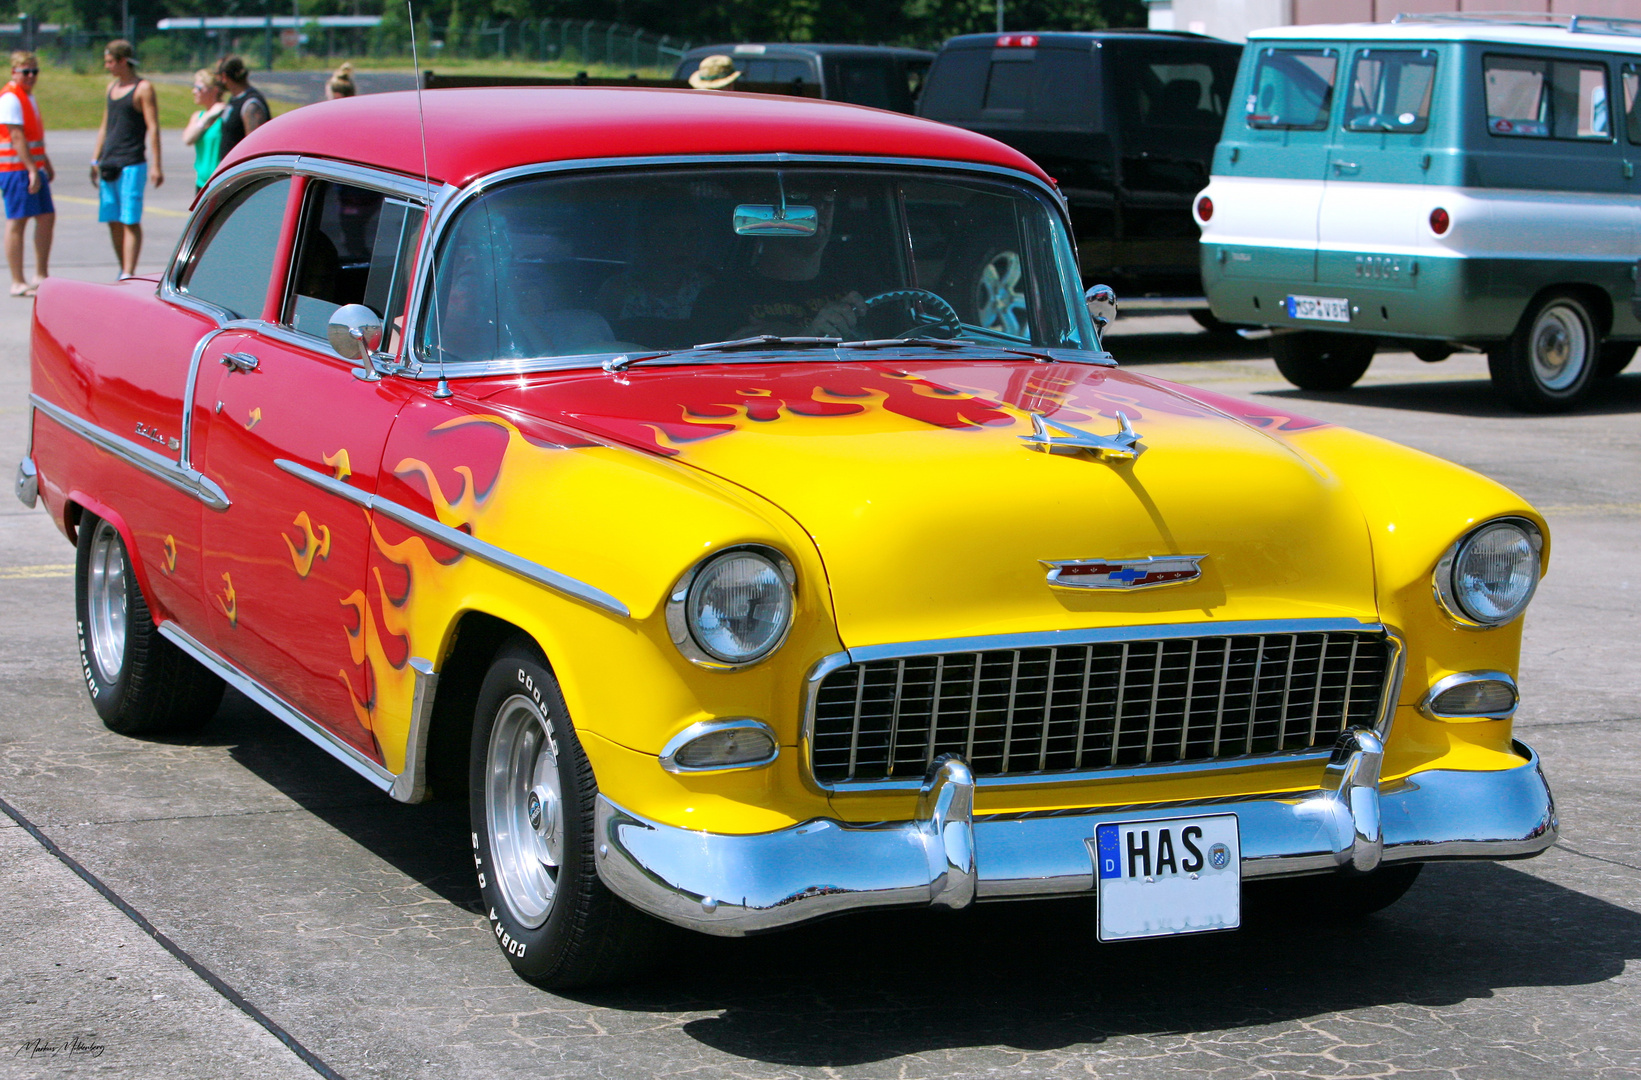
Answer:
182;68;226;193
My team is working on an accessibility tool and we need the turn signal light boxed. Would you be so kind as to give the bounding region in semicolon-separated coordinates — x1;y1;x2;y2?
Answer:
1422;673;1519;721
1429;207;1450;234
1196;195;1214;222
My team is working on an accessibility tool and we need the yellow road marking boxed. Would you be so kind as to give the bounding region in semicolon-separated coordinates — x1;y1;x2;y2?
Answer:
52;193;189;219
0;564;73;579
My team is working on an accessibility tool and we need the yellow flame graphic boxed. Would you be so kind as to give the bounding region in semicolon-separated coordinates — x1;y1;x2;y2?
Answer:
162;534;177;575
282;511;332;578
245;407;262;430
323;448;352;482
215;572;237;626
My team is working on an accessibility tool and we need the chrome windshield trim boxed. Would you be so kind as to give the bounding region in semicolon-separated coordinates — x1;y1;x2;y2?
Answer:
157;621;396;793
274;457;630;618
402;152;1076;381
800;618;1405;793
30;394;230;511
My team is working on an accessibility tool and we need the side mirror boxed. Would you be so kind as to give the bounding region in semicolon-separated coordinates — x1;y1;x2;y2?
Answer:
328;304;384;360
1085;284;1117;329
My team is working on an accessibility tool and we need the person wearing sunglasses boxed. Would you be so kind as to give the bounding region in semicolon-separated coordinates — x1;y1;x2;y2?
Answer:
0;50;53;298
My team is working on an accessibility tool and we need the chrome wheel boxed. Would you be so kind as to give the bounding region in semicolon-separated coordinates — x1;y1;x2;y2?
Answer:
974;250;1027;337
1527;301;1590;392
85;519;128;685
485;693;564;929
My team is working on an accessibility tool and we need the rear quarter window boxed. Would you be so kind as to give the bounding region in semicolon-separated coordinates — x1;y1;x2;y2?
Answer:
1485;54;1612;140
1245;47;1338;130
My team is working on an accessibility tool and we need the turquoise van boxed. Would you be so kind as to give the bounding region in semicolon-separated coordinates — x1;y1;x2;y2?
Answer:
1198;15;1641;411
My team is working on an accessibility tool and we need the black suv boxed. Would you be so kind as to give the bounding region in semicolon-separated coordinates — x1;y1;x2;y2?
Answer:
919;31;1241;309
674;44;935;114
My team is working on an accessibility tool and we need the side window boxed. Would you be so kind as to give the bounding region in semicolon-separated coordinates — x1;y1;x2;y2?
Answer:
176;175;292;319
285;179;425;352
1485;55;1610;140
1623;64;1641;144
1115;52;1235;135
1344;49;1437;132
1245;48;1338;131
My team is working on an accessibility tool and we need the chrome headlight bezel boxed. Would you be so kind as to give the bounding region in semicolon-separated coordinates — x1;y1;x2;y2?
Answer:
666;545;796;670
1433;517;1543;629
1419;670;1520;721
659;717;780;773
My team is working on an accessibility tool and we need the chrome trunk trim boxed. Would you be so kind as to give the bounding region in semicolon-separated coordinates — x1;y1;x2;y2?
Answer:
30;394;230;511
273;457;630;618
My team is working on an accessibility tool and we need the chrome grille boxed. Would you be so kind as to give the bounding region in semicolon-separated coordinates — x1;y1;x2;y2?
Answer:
809;631;1391;784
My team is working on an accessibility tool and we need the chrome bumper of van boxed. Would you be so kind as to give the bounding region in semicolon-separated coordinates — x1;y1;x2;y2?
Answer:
594;731;1557;937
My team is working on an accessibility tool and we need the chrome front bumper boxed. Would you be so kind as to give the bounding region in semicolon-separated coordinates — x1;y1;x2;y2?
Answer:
594;730;1557;937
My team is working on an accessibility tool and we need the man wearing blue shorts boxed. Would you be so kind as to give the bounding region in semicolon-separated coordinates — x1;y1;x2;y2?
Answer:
89;40;161;279
0;50;54;297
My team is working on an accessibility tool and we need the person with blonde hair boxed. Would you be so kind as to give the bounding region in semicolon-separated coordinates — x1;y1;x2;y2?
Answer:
89;39;161;279
325;62;357;99
182;68;227;193
0;49;53;296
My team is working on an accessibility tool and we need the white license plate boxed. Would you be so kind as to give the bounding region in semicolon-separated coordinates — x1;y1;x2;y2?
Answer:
1285;294;1352;322
1091;814;1240;942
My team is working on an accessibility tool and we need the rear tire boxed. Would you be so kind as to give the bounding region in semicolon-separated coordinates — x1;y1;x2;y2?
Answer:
1596;341;1636;380
1487;293;1598;411
1269;332;1376;390
74;514;224;735
470;636;664;988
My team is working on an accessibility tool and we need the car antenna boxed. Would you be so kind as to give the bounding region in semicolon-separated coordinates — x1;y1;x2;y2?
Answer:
408;0;451;399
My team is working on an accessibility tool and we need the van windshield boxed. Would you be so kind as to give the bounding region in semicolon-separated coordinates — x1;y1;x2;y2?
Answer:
1344;49;1437;132
1246;48;1337;130
418;167;1093;366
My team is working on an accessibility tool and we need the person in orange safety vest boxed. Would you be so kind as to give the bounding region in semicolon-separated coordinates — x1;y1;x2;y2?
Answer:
0;49;53;297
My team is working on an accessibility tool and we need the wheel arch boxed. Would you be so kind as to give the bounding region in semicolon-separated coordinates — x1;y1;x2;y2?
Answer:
421;609;548;801
64;493;163;621
1521;282;1612;339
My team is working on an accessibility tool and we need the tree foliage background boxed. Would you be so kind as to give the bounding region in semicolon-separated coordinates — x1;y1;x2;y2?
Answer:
14;0;1145;49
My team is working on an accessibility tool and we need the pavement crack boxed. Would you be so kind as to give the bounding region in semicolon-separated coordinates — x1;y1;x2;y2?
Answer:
1553;840;1641;874
25;801;383;830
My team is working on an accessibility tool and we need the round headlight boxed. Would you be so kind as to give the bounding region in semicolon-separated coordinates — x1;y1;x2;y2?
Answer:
669;547;795;667
1435;519;1542;627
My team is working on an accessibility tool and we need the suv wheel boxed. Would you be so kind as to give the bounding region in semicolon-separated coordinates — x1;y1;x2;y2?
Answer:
1269;332;1376;391
1488;293;1598;411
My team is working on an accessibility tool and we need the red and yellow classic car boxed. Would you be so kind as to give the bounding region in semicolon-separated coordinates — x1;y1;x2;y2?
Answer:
19;87;1554;987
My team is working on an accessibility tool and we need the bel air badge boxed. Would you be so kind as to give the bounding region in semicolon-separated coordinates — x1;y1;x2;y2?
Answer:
1043;555;1206;590
1020;411;1145;461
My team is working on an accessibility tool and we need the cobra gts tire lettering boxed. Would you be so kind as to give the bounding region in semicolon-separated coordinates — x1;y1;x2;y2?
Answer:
76;621;100;694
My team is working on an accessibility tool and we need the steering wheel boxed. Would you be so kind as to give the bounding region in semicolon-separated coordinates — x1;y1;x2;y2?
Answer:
860;288;962;339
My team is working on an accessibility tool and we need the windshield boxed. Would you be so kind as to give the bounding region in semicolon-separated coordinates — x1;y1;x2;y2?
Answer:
417;166;1094;366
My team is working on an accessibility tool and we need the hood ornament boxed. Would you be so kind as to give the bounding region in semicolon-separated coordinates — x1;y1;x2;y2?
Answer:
1020;411;1145;461
1043;555;1206;590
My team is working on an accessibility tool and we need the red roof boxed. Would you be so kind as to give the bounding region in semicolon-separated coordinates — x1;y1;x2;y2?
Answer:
219;87;1050;189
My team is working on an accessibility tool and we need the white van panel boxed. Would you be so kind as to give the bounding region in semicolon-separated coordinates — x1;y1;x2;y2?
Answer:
1195;175;1323;250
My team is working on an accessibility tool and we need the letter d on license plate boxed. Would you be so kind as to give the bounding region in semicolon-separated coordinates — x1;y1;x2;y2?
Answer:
1091;814;1240;942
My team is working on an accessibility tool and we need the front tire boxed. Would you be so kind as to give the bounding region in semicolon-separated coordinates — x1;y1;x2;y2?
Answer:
1488;293;1598;411
469;637;661;987
1269;332;1376;390
75;514;224;735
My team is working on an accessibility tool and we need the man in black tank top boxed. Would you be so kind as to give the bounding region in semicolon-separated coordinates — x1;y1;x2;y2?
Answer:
215;56;268;159
89;39;161;279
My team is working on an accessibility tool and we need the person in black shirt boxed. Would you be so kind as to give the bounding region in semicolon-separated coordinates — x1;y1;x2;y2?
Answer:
214;56;268;159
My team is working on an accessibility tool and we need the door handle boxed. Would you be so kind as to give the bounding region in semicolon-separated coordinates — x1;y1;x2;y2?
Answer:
1332;161;1360;175
220;351;260;373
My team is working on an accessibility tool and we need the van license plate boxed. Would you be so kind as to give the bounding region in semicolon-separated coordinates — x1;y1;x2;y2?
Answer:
1092;814;1240;942
1286;294;1352;322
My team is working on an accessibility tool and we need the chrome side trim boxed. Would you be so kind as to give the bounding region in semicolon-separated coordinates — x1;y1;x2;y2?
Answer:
1420;670;1519;721
15;456;38;508
595;739;1556;936
403;152;1069;380
30;394;230;511
156;621;395;793
800;619;1404;793
273;457;629;618
389;657;440;803
658;718;780;774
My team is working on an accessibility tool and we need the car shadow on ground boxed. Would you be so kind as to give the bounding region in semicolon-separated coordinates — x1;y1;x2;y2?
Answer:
1259;370;1641;419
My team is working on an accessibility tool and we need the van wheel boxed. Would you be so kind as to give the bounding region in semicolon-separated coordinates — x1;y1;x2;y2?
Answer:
1269;332;1376;390
1596;341;1636;379
1488;293;1598;411
75;514;224;735
470;636;662;988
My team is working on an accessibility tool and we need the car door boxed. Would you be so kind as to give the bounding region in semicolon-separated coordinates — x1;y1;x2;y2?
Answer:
193;173;426;760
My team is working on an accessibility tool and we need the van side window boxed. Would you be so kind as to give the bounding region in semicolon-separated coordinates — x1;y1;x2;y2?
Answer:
1344;49;1436;133
1623;65;1641;144
1245;49;1337;131
285;179;425;352
1485;55;1611;140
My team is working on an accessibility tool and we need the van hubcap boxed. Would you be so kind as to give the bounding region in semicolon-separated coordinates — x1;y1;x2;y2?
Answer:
486;694;564;929
1529;303;1589;392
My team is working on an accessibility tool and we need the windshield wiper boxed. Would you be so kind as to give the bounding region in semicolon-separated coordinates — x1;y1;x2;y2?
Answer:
605;336;842;373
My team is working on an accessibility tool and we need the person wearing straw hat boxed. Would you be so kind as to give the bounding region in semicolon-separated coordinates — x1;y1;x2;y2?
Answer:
688;55;741;90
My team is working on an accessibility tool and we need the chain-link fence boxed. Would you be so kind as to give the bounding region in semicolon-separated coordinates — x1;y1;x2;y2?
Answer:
0;17;690;75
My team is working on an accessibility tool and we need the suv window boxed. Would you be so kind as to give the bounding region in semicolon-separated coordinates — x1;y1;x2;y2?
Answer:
1344;48;1436;132
831;58;900;110
1112;50;1236;135
285;179;425;349
1246;48;1338;130
1485;55;1611;140
177;175;292;320
1622;63;1641;143
742;58;813;84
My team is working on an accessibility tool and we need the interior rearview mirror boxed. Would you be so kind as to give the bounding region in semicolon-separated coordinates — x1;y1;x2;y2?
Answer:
733;203;818;236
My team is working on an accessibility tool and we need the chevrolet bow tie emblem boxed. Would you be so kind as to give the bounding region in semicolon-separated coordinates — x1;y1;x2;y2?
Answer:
1020;411;1145;460
1042;555;1206;590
